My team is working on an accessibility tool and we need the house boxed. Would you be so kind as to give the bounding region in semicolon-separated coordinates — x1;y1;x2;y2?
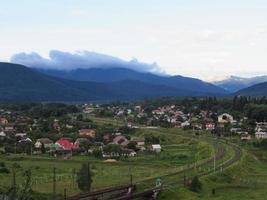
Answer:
0;131;6;138
181;121;190;128
255;122;267;132
206;123;215;130
134;106;142;113
151;144;161;153
83;106;94;114
152;109;164;115
35;138;54;149
0;118;8;125
255;132;267;139
4;124;15;132
230;128;242;133
55;138;79;150
19;137;32;143
78;129;96;138
113;135;129;147
192;123;202;130
103;134;111;144
131;137;145;147
15;133;27;139
53;119;60;131
66;124;74;129
241;134;252;141
218;113;234;124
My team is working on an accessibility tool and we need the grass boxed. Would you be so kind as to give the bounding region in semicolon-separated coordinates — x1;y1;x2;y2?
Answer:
0;118;250;200
158;140;267;200
0;127;214;199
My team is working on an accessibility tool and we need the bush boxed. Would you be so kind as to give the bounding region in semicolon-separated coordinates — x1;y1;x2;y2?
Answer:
190;176;202;192
0;167;10;174
0;162;5;167
93;149;103;158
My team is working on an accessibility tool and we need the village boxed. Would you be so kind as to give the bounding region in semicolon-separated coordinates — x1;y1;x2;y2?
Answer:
0;99;266;160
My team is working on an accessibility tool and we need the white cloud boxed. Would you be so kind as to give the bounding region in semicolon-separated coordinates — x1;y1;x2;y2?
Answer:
10;50;164;74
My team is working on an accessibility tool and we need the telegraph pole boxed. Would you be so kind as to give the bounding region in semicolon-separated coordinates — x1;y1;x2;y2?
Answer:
87;162;90;191
53;167;56;200
64;188;67;200
213;153;216;173
12;167;17;196
14;142;17;154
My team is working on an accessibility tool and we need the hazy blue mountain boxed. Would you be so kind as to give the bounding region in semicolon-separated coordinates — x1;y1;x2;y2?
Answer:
11;50;227;96
235;81;267;96
0;62;226;102
213;75;267;92
36;67;227;95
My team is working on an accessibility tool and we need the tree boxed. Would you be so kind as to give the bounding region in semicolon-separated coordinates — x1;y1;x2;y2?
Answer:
77;163;93;192
92;149;103;158
190;176;202;192
41;143;46;154
127;141;137;151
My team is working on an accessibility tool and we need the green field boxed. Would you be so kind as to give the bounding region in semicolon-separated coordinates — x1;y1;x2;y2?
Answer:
2;124;265;200
0;127;218;199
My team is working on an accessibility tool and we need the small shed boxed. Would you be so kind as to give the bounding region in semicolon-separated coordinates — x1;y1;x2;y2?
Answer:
151;144;161;153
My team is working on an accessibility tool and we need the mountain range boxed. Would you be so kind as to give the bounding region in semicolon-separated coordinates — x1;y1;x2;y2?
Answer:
235;81;267;96
213;75;267;93
36;67;227;96
0;62;227;102
0;61;266;102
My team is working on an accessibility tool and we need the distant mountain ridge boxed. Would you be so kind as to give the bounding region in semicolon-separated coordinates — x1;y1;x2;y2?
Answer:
0;62;227;102
235;81;267;96
36;67;227;96
213;75;267;92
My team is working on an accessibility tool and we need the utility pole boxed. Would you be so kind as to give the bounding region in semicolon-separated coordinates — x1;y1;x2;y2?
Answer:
183;173;186;187
87;162;90;191
64;188;67;200
130;174;133;186
14;143;17;154
53;167;56;200
12;167;17;196
213;153;216;173
72;168;76;188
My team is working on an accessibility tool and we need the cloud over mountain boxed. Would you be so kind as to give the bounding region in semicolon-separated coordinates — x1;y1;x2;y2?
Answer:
10;50;164;74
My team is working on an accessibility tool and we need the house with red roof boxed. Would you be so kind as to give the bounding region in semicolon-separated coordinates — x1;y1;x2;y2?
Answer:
55;138;79;150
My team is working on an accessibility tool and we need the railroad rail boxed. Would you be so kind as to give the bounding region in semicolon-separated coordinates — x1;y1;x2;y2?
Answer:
66;184;135;200
66;139;242;200
112;187;162;200
162;142;242;187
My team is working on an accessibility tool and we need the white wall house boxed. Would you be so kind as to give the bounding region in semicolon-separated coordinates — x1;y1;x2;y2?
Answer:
255;132;267;139
218;113;234;124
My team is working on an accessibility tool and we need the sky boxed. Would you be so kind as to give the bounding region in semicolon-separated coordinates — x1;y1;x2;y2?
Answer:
1;0;267;81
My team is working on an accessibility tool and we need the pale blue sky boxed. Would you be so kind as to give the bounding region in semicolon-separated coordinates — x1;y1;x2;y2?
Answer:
1;0;267;80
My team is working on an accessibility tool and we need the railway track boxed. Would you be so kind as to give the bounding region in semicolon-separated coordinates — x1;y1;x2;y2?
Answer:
162;141;242;188
66;138;242;200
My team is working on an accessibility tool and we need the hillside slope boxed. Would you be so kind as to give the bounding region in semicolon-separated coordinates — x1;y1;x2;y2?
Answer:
37;67;227;96
0;62;223;102
235;81;267;96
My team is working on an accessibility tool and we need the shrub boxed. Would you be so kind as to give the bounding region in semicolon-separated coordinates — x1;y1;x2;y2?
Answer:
0;167;10;174
190;176;202;192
